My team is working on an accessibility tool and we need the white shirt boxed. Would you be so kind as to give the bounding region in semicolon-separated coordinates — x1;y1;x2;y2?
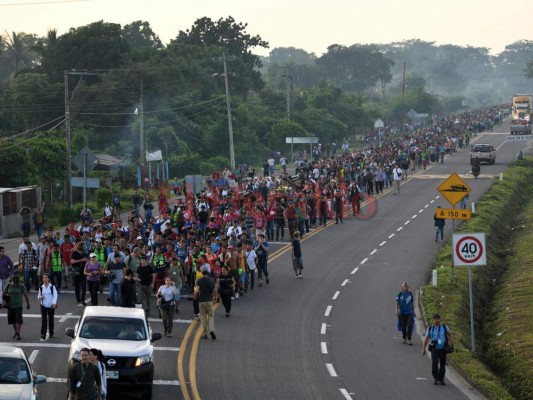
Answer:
393;167;403;181
38;283;57;308
226;225;242;238
244;250;257;270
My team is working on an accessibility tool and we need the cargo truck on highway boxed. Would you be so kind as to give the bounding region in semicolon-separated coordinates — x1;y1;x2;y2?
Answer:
510;94;532;134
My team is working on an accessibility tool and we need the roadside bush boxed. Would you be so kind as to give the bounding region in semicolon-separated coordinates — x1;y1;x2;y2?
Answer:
95;188;112;208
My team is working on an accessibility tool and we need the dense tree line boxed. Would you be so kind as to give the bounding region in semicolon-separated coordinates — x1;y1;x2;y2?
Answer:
0;17;532;190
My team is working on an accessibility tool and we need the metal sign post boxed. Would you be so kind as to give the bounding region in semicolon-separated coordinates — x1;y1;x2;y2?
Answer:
452;233;487;353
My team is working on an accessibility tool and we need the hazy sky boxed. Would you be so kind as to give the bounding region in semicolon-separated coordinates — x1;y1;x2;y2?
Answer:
1;0;531;56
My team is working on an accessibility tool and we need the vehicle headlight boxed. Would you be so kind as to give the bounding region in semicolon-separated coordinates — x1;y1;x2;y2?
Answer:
134;354;151;367
72;351;81;362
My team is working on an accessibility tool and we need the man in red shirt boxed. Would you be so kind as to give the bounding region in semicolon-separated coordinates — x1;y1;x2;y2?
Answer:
59;234;75;289
253;207;266;241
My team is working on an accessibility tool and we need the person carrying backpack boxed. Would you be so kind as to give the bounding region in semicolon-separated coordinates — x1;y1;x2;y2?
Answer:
422;314;453;385
37;273;57;341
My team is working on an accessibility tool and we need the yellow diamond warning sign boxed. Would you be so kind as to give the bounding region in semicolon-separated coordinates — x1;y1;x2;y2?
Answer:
437;172;471;206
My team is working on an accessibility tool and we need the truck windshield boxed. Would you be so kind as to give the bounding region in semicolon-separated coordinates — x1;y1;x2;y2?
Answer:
79;317;147;341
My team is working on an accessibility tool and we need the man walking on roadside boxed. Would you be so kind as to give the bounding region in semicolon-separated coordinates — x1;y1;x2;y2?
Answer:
0;247;15;307
392;163;403;195
197;264;216;340
291;231;303;278
422;314;453;385
395;282;416;345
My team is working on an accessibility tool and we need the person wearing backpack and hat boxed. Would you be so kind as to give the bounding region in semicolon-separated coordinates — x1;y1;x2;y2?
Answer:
422;314;453;385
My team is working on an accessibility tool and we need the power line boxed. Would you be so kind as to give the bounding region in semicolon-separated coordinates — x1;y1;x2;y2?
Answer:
0;114;65;140
0;117;64;152
0;0;91;6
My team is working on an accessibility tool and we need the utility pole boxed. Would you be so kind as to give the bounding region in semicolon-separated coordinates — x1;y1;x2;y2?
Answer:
214;53;236;170
64;71;72;208
400;61;406;134
282;70;297;120
140;79;144;163
64;70;99;209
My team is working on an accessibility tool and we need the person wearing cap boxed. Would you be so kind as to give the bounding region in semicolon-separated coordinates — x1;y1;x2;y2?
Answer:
422;314;453;385
84;253;103;306
395;282;416;345
196;263;216;340
3;272;30;340
106;252;125;307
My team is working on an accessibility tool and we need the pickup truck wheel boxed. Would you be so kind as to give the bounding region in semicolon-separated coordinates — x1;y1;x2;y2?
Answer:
142;385;153;400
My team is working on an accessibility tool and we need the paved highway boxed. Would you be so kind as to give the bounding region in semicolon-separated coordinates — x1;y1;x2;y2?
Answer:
184;126;525;400
0;124;526;400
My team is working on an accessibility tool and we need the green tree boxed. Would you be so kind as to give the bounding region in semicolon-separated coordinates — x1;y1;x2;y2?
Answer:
171;16;269;96
41;21;130;74
266;119;309;153
122;21;162;49
0;31;40;81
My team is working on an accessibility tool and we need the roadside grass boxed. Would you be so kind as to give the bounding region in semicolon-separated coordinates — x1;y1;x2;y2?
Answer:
422;158;533;400
483;201;533;400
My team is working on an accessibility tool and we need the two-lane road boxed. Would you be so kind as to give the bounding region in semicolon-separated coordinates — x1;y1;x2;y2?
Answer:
190;127;524;400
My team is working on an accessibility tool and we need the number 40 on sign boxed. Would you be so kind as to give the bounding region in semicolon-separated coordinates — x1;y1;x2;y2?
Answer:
452;233;487;267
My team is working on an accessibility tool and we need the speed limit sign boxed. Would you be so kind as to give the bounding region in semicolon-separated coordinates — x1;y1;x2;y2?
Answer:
452;233;486;266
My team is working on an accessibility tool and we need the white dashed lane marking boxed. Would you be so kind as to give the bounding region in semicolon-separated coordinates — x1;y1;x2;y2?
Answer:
388;233;395;239
321;342;328;354
379;241;386;247
397;227;403;232
424;204;429;208
340;388;354;400
332;291;340;300
360;258;368;264
412;214;417;219
430;200;435;204
325;306;332;317
351;267;359;275
326;363;338;377
418;209;424;213
404;221;410;225
321;323;327;334
370;249;377;255
341;279;349;287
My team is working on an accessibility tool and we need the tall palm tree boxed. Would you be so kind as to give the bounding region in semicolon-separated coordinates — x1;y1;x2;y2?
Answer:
1;30;39;80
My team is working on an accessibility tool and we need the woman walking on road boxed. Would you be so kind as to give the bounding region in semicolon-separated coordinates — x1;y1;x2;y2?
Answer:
156;277;178;337
89;349;107;400
84;253;103;305
37;273;57;341
291;231;303;278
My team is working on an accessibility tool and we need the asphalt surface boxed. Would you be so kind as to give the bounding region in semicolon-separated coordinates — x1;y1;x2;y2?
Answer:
190;126;525;400
0;122;527;400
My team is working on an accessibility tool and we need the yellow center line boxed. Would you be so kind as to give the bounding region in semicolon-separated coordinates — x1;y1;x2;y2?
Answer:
189;303;220;400
181;135;486;398
178;319;197;400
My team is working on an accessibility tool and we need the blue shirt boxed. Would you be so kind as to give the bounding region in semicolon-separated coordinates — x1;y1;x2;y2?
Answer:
396;291;414;314
426;324;448;350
